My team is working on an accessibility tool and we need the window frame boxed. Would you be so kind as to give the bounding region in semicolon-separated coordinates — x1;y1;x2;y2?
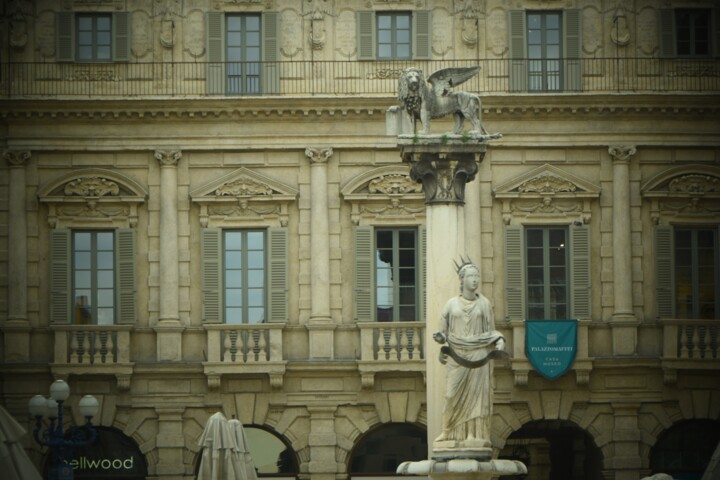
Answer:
374;227;419;322
526;11;563;92
675;8;712;57
75;13;113;62
672;226;719;320
225;13;263;95
525;226;570;320
223;229;267;325
56;12;130;63
72;230;116;325
356;10;431;61
376;12;412;60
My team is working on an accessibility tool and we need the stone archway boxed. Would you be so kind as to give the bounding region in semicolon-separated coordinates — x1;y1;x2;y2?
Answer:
498;419;603;480
348;422;427;477
649;419;720;480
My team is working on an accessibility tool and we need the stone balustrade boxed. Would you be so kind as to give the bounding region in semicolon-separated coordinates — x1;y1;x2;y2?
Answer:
661;319;720;384
357;321;426;389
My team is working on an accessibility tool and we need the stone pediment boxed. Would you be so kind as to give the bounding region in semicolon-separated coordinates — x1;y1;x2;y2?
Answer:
641;165;720;223
190;167;298;227
38;168;147;228
494;164;600;199
341;166;424;225
493;164;600;224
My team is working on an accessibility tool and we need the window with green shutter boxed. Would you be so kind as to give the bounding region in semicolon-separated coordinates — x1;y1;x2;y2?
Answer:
201;227;287;324
56;12;130;62
508;9;581;92
504;224;591;321
354;226;425;322
356;11;431;61
50;229;136;324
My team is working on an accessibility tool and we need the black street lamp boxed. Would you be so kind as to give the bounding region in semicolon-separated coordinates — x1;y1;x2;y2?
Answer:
28;379;99;480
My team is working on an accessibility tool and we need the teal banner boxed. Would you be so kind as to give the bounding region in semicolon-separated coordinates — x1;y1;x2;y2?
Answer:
525;320;577;380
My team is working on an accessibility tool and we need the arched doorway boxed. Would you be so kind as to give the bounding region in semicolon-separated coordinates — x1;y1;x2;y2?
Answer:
194;424;299;479
348;422;427;478
499;419;603;480
43;426;148;480
650;419;720;480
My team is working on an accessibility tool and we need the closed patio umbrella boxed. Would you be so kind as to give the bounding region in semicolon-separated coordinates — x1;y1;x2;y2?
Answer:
227;417;257;480
0;405;43;480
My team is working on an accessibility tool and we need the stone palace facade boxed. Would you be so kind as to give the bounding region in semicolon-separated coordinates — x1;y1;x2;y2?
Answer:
1;1;719;479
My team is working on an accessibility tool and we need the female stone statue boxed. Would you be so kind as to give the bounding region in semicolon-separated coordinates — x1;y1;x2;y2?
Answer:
433;260;506;453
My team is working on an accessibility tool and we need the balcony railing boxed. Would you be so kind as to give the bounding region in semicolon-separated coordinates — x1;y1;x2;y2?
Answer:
660;319;720;384
203;323;287;390
2;58;719;99
50;325;134;390
358;321;426;389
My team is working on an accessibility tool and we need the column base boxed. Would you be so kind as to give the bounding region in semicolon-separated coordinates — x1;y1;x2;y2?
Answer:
307;321;335;360
610;318;638;356
397;458;527;479
3;321;31;362
154;324;185;361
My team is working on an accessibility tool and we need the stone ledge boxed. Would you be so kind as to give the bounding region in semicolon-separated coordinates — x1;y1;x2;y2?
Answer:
397;459;527;478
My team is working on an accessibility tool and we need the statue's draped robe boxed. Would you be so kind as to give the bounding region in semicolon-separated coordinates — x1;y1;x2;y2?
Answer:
439;293;503;441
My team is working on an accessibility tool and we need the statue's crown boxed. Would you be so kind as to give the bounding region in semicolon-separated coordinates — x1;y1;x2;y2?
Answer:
453;255;477;276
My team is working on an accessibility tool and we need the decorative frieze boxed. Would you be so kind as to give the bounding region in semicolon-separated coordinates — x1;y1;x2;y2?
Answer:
64;177;120;197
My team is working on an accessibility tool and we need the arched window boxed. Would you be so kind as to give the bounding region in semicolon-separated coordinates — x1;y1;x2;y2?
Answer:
349;422;427;476
499;419;603;480
650;419;720;480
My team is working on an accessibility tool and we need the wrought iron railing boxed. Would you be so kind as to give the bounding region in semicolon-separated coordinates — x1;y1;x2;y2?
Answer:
1;57;719;98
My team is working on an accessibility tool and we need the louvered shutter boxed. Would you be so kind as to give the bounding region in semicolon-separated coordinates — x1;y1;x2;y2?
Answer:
655;225;675;318
201;228;223;323
206;12;225;95
658;9;676;58
569;224;591;319
504;225;525;320
357;11;375;60
563;10;581;91
413;11;431;60
267;227;288;323
508;10;527;92
116;229;136;324
50;230;72;324
112;12;130;62
56;13;74;62
354;226;374;322
713;9;720;57
418;225;427;322
262;12;280;94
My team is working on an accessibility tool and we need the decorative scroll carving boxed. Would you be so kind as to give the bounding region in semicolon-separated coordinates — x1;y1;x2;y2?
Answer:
57;204;129;218
209;203;279;217
305;147;333;164
4;150;31;166
517;173;578;194
658;199;720;215
360;198;424;216
216;178;274;196
368;174;422;195
65;70;121;82
608;145;637;162
366;68;403;80
64;177;121;197
512;197;582;215
669;174;720;194
611;7;631;46
456;0;480;46
409;153;478;205
155;149;182;166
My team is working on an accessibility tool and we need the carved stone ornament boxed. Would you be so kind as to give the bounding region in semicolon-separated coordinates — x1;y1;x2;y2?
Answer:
64;177;121;197
611;7;631;46
641;165;720;224
305;147;333;164
608;145;637;162
409;153;478;205
493;164;601;225
155;149;182;166
368;174;423;195
341;166;425;225
190;167;298;228
4;150;31;166
216;177;274;196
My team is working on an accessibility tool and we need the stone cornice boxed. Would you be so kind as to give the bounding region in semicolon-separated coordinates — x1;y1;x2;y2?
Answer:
1;94;718;120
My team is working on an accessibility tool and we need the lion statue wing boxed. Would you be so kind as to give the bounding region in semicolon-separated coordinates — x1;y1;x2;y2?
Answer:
427;66;481;96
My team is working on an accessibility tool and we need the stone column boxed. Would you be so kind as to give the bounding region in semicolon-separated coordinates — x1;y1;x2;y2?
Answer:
4;150;31;361
307;406;338;480
464;179;482;285
610;402;642;480
609;145;638;356
305;147;335;359
401;139;482;457
154;407;186;477
154;150;184;361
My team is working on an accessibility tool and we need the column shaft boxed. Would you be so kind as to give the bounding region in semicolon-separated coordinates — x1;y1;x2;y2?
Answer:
612;159;633;316
8;158;28;322
310;161;330;318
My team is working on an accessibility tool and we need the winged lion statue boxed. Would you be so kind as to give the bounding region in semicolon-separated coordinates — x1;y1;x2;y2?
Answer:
398;66;487;136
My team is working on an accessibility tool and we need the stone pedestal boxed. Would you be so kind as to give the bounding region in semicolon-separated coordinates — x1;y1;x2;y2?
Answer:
397;459;527;479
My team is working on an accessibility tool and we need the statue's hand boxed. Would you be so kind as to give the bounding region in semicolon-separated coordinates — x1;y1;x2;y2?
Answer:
495;338;505;351
433;331;447;344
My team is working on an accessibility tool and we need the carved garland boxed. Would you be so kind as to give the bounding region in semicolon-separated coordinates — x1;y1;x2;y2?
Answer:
642;170;720;224
342;171;425;226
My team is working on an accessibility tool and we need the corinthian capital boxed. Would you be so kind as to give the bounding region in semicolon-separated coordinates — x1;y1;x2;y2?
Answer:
608;145;637;162
305;147;333;165
4;150;31;167
155;149;182;166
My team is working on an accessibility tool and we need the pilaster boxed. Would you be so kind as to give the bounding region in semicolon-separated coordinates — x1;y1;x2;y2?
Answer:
307;406;338;480
4;150;31;361
610;402;643;480
305;147;335;360
154;150;184;361
154;407;186;477
608;145;638;356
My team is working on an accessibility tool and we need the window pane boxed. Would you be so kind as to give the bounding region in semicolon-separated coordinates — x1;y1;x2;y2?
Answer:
546;30;560;45
248;307;264;324
247;250;264;269
396;30;410;44
97;32;111;46
97;308;114;325
97;270;114;288
75;232;92;250
226;251;242;269
528;286;544;303
226;289;243;307
96;16;111;30
378;45;392;58
78;32;93;45
227;16;242;30
396;15;410;29
248;288;264;307
376;307;393;322
376;267;393;287
399;286;416;304
546;14;559;28
527;306;544;320
378;16;391;29
97;289;114;307
246;16;260;30
528;15;541;28
248;270;264;288
228;32;242;47
399;231;415;248
526;229;543;247
376;249;393;269
226;308;243;324
97;232;113;250
396;45;410;59
399;268;415;285
97;46;111;60
75;271;92;289
226;271;242;288
97;251;113;269
528;30;541;45
378;30;391;44
399;306;416;321
399;250;415;267
225;231;243;247
376;287;393;308
75;252;91;269
527;248;543;266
